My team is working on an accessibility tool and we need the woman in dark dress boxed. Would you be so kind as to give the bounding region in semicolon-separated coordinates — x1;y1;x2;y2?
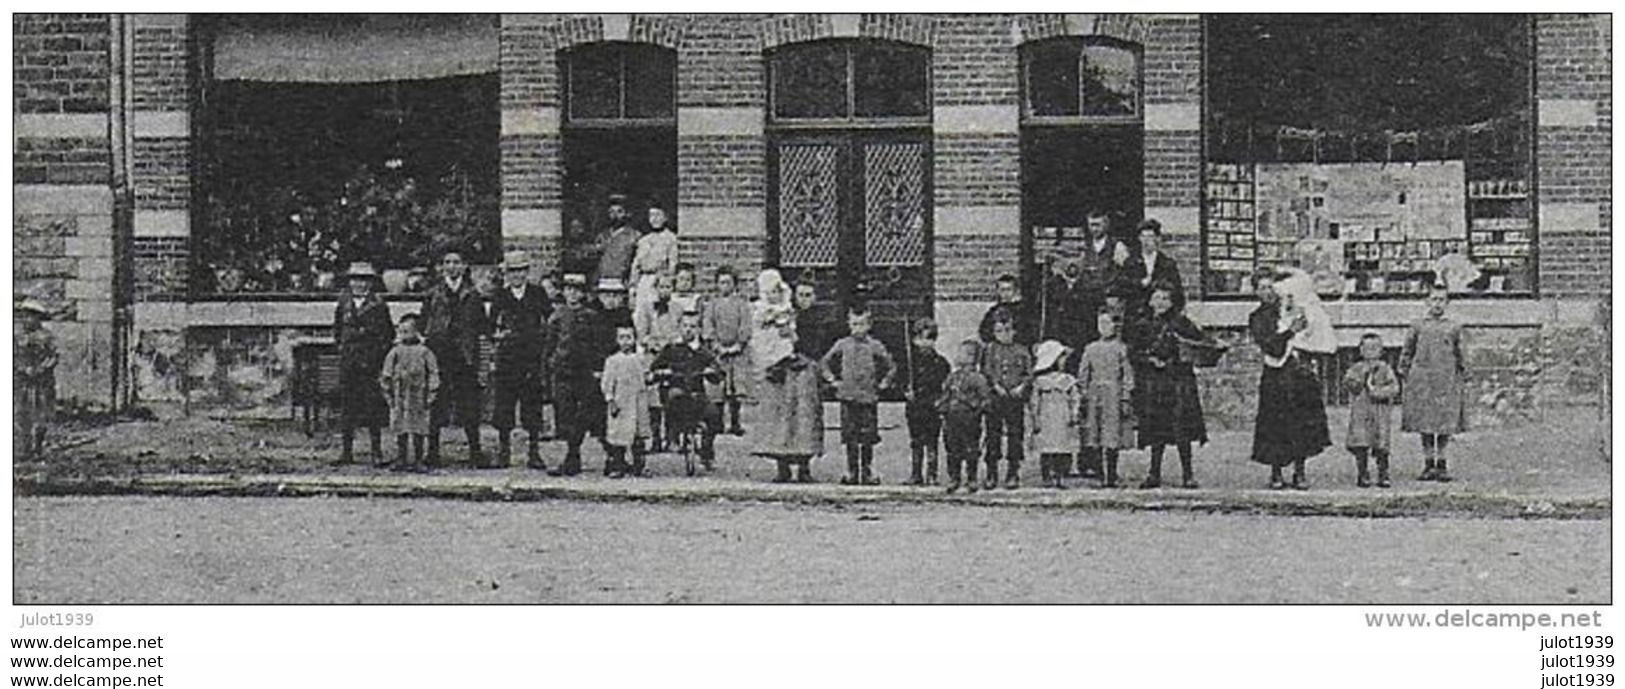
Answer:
1248;270;1332;489
1127;283;1209;489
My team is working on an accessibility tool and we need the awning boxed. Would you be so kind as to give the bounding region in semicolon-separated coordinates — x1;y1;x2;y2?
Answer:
212;14;498;83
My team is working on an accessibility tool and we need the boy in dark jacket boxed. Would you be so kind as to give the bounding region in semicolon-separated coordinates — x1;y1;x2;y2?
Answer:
904;318;951;485
490;250;554;469
335;262;393;465
981;312;1035;489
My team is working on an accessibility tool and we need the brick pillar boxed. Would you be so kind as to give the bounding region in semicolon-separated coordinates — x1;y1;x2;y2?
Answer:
1535;13;1611;299
499;14;564;272
677;14;766;280
1142;14;1202;296
14;13;117;405
932;14;1021;349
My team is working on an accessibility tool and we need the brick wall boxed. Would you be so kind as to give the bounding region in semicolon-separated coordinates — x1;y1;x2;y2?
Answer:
133;237;189;299
935;235;1020;302
15;137;111;184
132;21;188;110
678;136;765;207
1144;14;1201;105
500;134;562;210
1535;13;1611;299
678;14;764;108
14;14;111;113
932;134;1020;207
932;14;1018;107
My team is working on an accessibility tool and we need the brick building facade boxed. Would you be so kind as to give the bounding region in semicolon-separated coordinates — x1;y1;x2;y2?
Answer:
12;13;1611;427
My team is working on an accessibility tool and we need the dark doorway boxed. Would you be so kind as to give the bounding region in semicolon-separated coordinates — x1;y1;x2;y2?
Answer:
560;127;677;274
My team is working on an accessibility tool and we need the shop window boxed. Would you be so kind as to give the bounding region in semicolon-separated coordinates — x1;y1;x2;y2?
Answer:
770;40;930;124
194;14;500;295
1022;37;1140;123
1202;15;1534;299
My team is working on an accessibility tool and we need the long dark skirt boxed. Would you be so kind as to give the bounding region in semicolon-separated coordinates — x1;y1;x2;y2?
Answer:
1134;366;1208;447
1251;359;1332;466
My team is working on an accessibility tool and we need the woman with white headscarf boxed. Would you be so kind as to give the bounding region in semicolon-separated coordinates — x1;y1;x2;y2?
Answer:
1248;266;1332;489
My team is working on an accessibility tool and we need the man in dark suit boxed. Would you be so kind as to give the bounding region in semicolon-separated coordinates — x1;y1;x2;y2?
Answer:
1120;218;1186;319
489;250;554;469
420;250;490;469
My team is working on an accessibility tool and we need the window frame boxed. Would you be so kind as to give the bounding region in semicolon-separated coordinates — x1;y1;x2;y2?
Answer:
1020;36;1144;127
561;41;677;129
767;38;932;129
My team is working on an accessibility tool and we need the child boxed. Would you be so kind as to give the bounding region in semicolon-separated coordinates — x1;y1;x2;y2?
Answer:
821;305;895;485
636;272;683;450
981;313;1034;489
379;314;441;473
702;266;752;436
601;325;650;479
751;269;798;383
1027;340;1080;489
1401;284;1467;482
14;298;57;459
1077;312;1135;488
938;339;991;493
752;321;823;484
1344;332;1400;488
652;311;725;470
673;262;701;315
904;318;951;485
335;262;392;465
1128;285;1208;489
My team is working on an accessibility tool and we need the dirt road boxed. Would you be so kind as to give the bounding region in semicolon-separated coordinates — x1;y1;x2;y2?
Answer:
14;496;1607;604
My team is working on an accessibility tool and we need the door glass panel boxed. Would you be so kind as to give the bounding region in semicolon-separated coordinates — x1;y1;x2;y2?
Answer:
863;142;926;266
778;143;841;267
1025;40;1081;117
624;45;675;119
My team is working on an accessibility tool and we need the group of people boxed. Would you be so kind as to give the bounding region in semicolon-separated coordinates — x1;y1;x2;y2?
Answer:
320;208;1467;492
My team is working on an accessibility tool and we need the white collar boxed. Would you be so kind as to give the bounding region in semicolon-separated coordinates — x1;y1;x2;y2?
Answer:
445;276;463;291
510;285;526;298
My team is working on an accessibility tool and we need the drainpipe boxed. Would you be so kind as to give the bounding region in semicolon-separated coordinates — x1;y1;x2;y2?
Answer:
108;14;136;412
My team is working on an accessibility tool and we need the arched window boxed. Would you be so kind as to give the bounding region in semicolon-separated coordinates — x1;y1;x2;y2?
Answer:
564;42;676;126
1022;37;1141;124
769;40;930;124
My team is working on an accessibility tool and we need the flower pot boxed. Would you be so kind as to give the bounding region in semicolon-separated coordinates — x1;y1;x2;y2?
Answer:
381;268;410;294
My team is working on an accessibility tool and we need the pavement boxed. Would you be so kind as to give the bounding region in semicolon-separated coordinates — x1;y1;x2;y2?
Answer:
16;403;1612;520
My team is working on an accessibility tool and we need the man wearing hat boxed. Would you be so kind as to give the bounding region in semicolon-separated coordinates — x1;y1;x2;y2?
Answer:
595;193;639;287
489;250;554;469
548;272;599;475
595;276;634;336
420;250;490;468
334;261;393;464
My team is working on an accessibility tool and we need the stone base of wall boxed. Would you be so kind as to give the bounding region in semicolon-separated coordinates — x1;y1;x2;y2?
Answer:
17;184;115;405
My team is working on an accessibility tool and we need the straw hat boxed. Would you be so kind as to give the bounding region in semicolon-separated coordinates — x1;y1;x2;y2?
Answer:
596;277;627;293
14;296;49;315
501;250;531;271
1032;339;1070;373
344;261;377;278
562;273;588;288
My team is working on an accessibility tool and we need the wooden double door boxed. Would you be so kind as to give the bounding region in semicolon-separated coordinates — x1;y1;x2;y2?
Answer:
767;130;933;388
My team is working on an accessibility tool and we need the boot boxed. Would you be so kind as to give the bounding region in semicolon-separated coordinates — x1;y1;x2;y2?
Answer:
369;429;384;466
945;464;962;494
464;426;485;469
908;447;925;485
1433;459;1452;483
340;430;356;465
773;460;793;484
411;435;427;473
1140;455;1162;489
548;444;582;477
426;432;442;469
794;460;813;483
629;442;647;478
1355;452;1372;488
497;433;513;470
1003;461;1019;490
1418;458;1438;481
925;447;939;485
1375;451;1392;488
728;401;745;436
1290;460;1308;490
606;448;627;479
860;446;879;485
1103;452;1120;488
981;461;999;490
1269;466;1287;490
527;433;546;471
965;463;980;494
394;435;410;472
841;446;861;485
1038;456;1053;486
1179;453;1198;489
